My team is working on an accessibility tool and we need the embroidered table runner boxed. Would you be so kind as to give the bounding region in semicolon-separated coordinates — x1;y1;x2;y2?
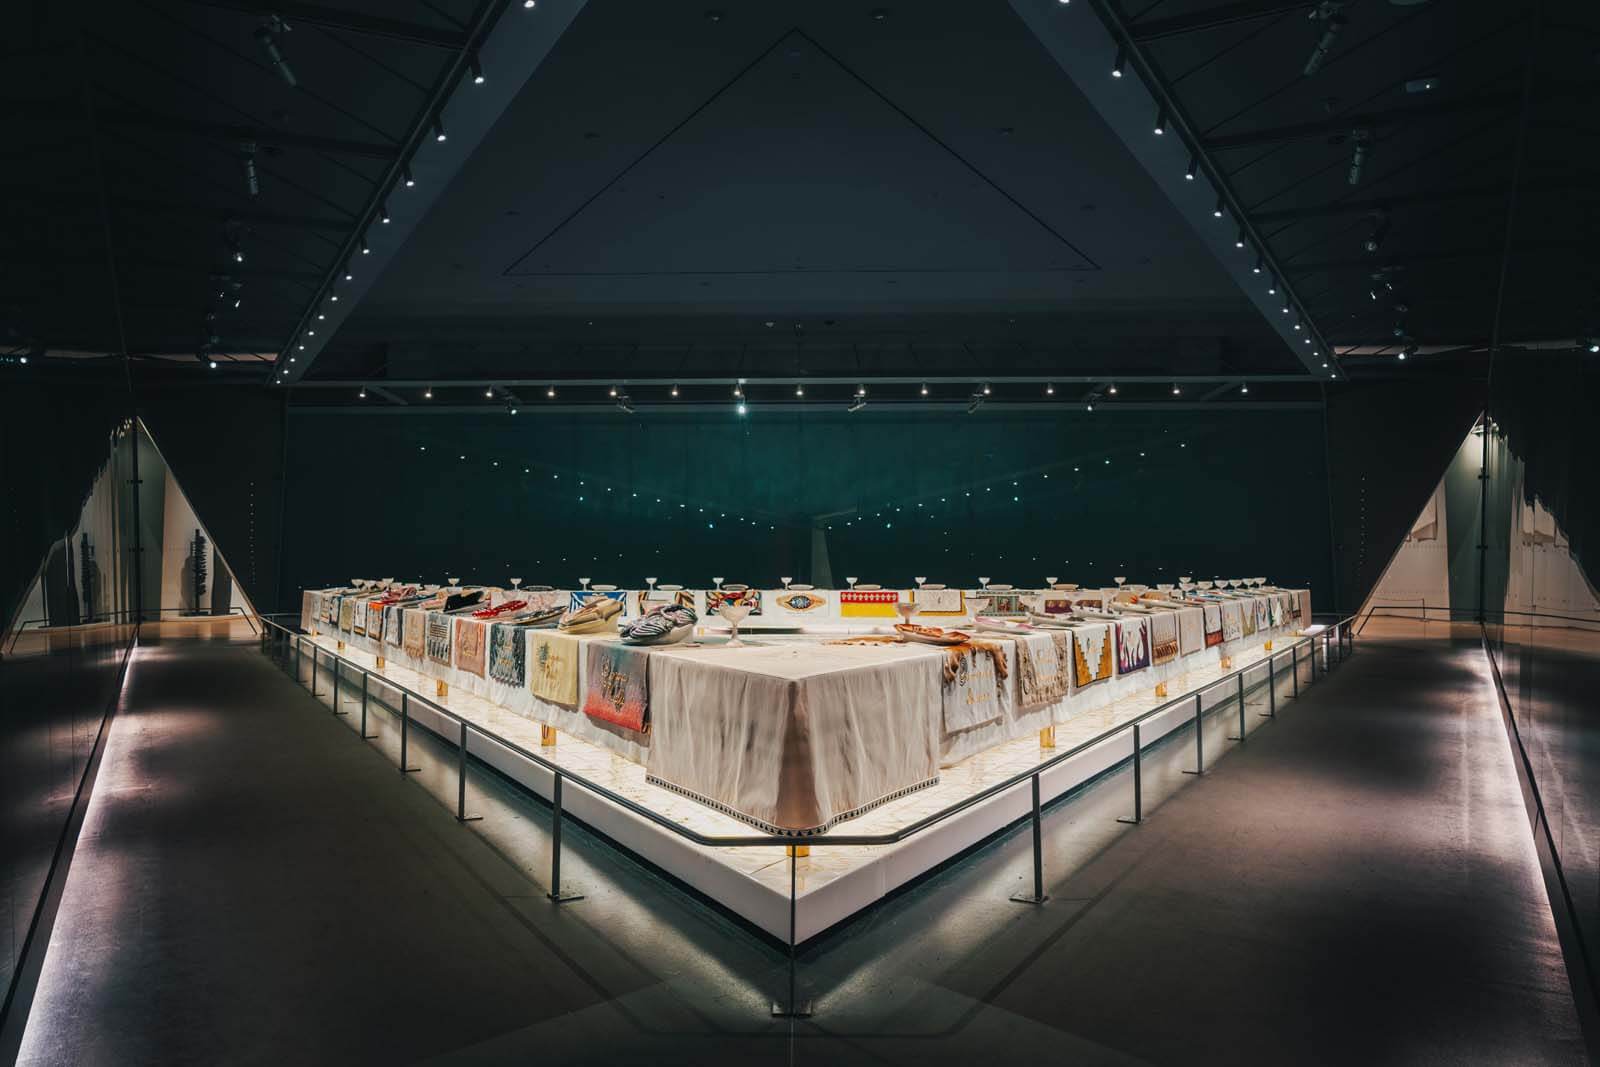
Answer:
1072;622;1113;688
1202;603;1223;646
529;631;580;706
402;609;426;658
940;640;1008;734
1176;606;1205;655
488;623;526;686
1148;611;1179;665
1220;601;1245;642
1115;615;1151;674
581;641;650;733
1240;598;1258;637
426;612;453;666
1015;631;1070;708
339;598;356;632
455;618;487;677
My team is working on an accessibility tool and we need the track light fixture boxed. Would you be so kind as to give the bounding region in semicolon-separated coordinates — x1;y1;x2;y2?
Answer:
343;268;353;280
735;400;747;416
795;384;805;397
423;386;433;399
1267;275;1278;295
1400;343;1417;360
1234;229;1246;250
1347;128;1370;185
546;385;556;398
1107;383;1118;395
240;142;259;197
981;382;992;395
358;385;367;399
616;392;634;415
1303;2;1348;77
848;394;867;413
403;167;415;188
1363;210;1390;254
1213;198;1225;219
1171;383;1182;396
380;203;390;224
1252;257;1263;274
966;391;986;415
1153;107;1166;136
1185;154;1197;181
1240;382;1250;394
1045;382;1055;395
360;240;370;255
433;119;447;143
609;384;619;397
470;57;485;84
920;382;929;396
485;388;494;399
1111;45;1125;78
255;16;297;88
669;383;679;397
208;359;218;370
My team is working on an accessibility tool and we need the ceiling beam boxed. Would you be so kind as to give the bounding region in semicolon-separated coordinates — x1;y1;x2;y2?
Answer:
1129;1;1312;42
293;373;1317;388
1207;94;1521;150
175;0;469;49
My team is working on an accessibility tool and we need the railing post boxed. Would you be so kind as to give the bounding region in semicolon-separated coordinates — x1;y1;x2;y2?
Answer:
310;646;318;696
360;671;378;739
332;659;345;715
1266;654;1277;719
1293;643;1301;697
771;846;815;1018
548;772;584;903
1229;672;1246;741
1010;773;1048;903
1183;692;1205;775
1118;724;1143;825
399;692;419;773
456;720;481;823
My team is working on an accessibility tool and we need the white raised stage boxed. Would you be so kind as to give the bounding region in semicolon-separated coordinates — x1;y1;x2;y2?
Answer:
290;622;1324;943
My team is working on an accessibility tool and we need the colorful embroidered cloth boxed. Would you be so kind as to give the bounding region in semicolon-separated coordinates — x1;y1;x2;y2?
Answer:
529;631;580;706
1176;606;1205;655
1202;603;1223;646
1015;631;1070;708
1255;597;1272;633
581;642;650;733
426;612;453;666
1115;615;1151;674
912;588;966;616
1240;598;1258;637
384;604;405;646
300;591;317;633
365;601;385;638
403;609;426;659
455;618;487;677
941;640;1007;734
568;589;627;614
1149;611;1180;665
706;588;762;616
839;589;899;618
975;592;1029;617
1072;622;1113;688
488;624;526;686
339;598;356;632
774;590;828;614
1220;601;1245;642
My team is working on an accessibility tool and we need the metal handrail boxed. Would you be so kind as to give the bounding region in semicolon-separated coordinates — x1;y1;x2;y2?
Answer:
6;606;259;654
1357;604;1600;636
258;611;1355;850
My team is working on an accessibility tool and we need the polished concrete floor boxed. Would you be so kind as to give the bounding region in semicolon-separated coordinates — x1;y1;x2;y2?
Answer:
15;633;1587;1065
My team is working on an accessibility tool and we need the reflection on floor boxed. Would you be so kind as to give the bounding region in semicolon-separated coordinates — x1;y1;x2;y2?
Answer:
16;635;1587;1065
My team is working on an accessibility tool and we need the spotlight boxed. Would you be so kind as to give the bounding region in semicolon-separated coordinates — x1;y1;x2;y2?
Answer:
380;203;390;224
1347;128;1370;185
856;383;867;397
670;383;679;397
1185;153;1197;181
470;57;485;84
1153;107;1166;136
795;384;804;397
510;404;520;415
1085;401;1094;412
1253;257;1263;274
433;119;447;143
1235;229;1246;249
1364;210;1390;254
343;269;352;280
1400;343;1417;360
1241;382;1250;394
403;167;415;188
981;382;992;395
1111;46;1125;78
732;384;742;398
1107;383;1118;395
1171;383;1181;396
966;392;986;414
1303;3;1348;77
920;382;929;396
209;359;218;369
423;387;433;399
616;393;634;415
1591;342;1600;354
1213;198;1225;219
847;395;867;413
255;17;297;88
1267;276;1278;295
1045;382;1055;395
240;142;259;197
358;386;367;399
360;240;370;255
609;384;618;397
735;401;747;416
485;388;494;398
547;385;556;398
524;0;536;7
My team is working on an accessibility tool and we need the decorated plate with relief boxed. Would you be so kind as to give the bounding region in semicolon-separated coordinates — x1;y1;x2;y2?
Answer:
987;583;1014;591
895;623;970;646
789;583;815;591
855;583;882;591
776;591;827;613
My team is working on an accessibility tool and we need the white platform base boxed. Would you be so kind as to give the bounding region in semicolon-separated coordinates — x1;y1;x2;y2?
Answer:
292;628;1321;944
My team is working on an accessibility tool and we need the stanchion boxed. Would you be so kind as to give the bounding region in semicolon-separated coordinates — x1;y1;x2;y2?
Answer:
456;720;482;823
332;659;347;715
1293;643;1301;697
309;646;318;696
771;847;815;1018
547;772;584;903
1009;774;1048;904
398;692;420;773
1229;672;1246;742
1182;692;1205;775
1265;654;1277;719
360;671;378;739
1117;725;1143;825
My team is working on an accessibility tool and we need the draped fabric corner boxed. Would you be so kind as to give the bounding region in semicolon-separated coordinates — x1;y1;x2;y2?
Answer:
1115;616;1151;674
403;609;426;659
582;642;650;733
1072;623;1113;688
1202;603;1223;646
940;640;1008;734
426;612;453;666
1149;611;1180;665
530;631;580;706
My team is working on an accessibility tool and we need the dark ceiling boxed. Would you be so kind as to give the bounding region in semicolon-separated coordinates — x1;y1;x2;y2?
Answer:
5;0;1595;393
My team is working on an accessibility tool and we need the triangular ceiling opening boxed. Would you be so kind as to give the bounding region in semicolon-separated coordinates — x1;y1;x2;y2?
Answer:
506;30;1095;279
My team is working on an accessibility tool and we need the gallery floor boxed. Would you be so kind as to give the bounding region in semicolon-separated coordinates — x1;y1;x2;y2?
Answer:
15;630;1587;1065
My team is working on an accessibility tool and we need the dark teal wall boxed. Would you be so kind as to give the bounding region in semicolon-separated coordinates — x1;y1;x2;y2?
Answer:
280;406;1334;599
